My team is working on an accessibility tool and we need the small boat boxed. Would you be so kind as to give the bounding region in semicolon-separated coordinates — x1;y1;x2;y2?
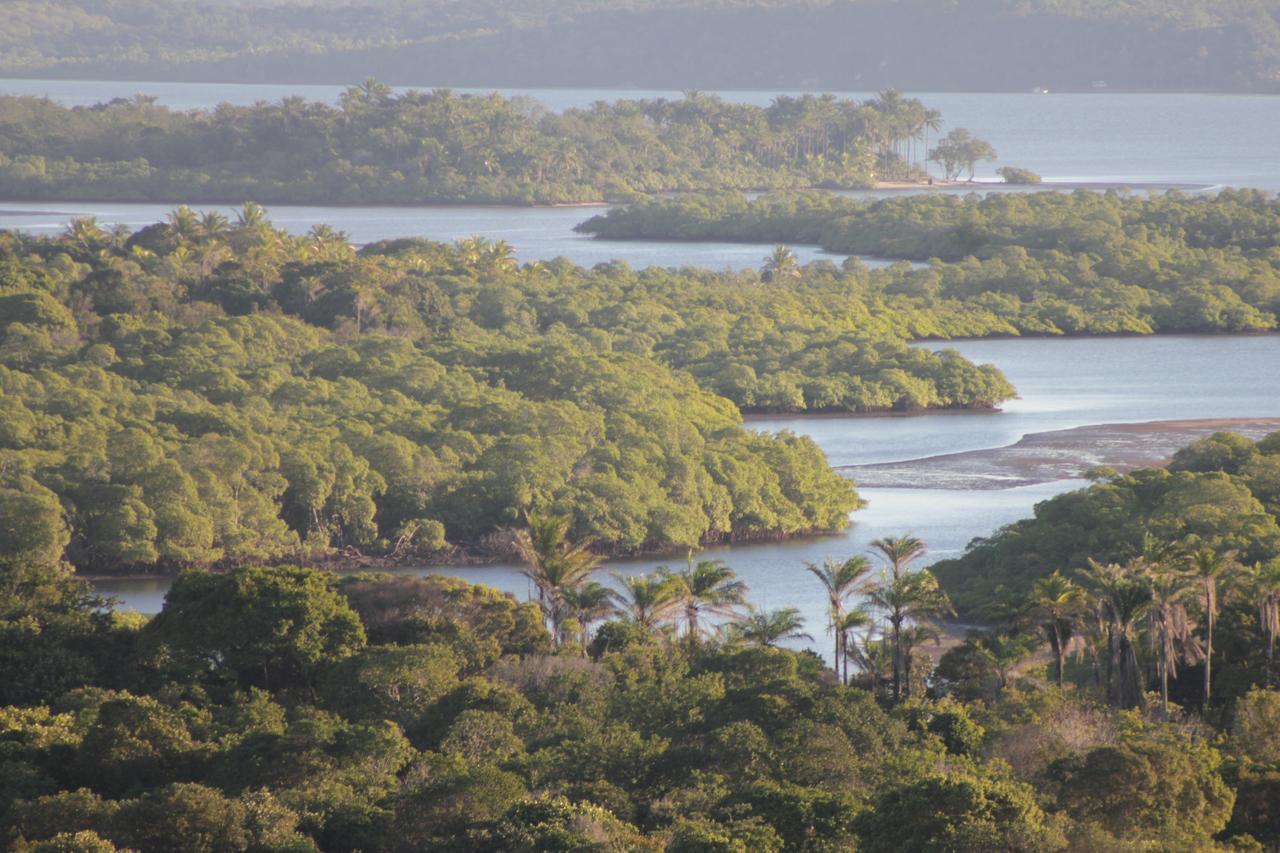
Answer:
1091;80;1109;89
1032;86;1050;94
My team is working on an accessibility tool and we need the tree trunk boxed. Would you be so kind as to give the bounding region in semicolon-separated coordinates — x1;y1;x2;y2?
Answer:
1268;630;1276;687
891;617;904;702
834;613;842;679
1160;655;1170;721
1203;593;1214;710
1050;624;1065;688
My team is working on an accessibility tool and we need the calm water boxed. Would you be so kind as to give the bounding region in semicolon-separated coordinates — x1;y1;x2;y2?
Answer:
94;334;1280;661
754;334;1280;467
32;80;1276;653
3;79;1277;188
0;201;861;271
95;479;1079;656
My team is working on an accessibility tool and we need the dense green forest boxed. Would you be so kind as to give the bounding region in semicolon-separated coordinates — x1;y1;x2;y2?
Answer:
580;189;1280;333
935;430;1280;614
0;209;1031;574
3;494;1280;850
0;87;955;204
4;0;1280;91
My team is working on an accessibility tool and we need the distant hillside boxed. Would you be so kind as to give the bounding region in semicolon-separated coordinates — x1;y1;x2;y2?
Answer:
4;0;1280;92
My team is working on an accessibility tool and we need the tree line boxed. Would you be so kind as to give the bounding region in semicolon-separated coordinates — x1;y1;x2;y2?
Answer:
5;0;1280;93
0;87;965;205
580;189;1280;334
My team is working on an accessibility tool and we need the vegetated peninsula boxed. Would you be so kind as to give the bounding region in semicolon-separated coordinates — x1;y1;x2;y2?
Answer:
580;189;1280;333
0;87;958;205
0;212;1024;576
4;0;1280;93
933;430;1280;615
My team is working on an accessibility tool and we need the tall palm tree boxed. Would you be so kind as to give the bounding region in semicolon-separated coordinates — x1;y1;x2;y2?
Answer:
761;245;800;282
235;201;269;230
166;206;201;242
559;580;618;649
1247;558;1280;686
865;568;953;701
870;535;927;579
1148;570;1203;721
730;606;813;648
920;108;943;178
835;607;873;685
198;210;230;241
806;555;873;677
486;239;517;273
610;569;685;635
514;512;602;647
1083;559;1152;710
677;556;747;647
63;217;107;257
1187;548;1239;709
1028;571;1089;688
307;224;353;261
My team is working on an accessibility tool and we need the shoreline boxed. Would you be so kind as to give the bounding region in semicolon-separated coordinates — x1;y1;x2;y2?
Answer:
0;179;1217;219
841;417;1280;489
6;74;1276;97
870;179;1211;192
84;415;1280;583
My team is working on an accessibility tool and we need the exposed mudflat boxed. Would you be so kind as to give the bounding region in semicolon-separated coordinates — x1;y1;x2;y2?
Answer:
841;418;1280;489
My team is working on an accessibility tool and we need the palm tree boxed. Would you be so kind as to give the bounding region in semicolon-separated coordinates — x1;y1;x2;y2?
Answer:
920;108;943;178
166;206;201;242
63;217;107;257
835;607;873;685
1247;558;1280;686
610;569;685;635
1027;571;1089;688
198;210;230;241
730;606;813;648
235;201;269;230
514;512;602;647
865;568;953;701
1083;559;1152;710
761;245;800;282
676;556;747;647
1187;548;1239;709
486;239;517;273
846;625;888;692
806;555;873;677
1147;570;1203;721
307;224;352;261
870;535;927;579
559;580;618;649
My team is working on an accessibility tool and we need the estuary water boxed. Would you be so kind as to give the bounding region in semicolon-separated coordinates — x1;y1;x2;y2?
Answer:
12;78;1278;651
93;334;1280;635
0;200;856;271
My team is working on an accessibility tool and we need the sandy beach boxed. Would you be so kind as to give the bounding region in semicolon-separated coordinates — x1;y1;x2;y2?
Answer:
842;417;1280;489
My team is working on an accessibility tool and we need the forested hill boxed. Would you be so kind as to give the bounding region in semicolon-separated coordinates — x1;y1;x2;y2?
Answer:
4;0;1280;92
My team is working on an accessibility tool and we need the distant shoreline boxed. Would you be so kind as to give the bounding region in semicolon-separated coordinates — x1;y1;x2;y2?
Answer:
872;179;1213;192
0;180;1219;221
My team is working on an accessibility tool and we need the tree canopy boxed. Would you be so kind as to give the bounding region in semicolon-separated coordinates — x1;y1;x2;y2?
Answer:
0;87;960;205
